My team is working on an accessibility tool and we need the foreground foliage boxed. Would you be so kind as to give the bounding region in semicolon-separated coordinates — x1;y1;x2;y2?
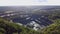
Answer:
41;19;60;34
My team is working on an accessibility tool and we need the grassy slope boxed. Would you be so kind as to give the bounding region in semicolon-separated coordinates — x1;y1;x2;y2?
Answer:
41;19;60;34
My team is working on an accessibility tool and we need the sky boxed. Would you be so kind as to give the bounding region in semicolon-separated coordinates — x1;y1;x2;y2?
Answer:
0;0;60;6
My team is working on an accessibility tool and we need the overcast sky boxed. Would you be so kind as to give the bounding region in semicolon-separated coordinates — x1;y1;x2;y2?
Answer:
0;0;60;6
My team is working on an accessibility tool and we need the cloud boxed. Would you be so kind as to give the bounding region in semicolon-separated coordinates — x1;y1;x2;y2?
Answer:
0;0;60;6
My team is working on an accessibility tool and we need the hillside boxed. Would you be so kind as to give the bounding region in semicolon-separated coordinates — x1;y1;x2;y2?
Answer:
0;6;60;30
0;15;60;34
0;17;40;34
0;6;60;34
41;19;60;34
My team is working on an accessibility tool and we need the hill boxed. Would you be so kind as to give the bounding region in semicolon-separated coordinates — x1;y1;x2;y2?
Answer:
0;17;40;34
